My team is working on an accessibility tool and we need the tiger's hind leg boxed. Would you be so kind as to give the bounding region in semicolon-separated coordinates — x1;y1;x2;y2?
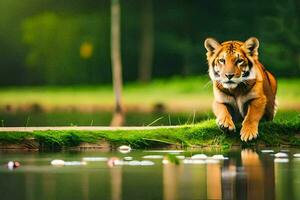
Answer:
263;96;277;121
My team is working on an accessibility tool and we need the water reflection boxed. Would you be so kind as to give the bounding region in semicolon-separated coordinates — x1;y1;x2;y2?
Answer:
275;156;293;199
110;167;122;200
207;162;222;199
241;149;265;199
1;149;300;200
162;149;274;200
163;162;182;200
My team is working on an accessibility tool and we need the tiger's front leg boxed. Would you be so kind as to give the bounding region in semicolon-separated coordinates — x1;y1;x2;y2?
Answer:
240;96;267;141
213;101;236;132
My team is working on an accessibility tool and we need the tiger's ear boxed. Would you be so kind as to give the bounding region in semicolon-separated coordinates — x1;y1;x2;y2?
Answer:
243;37;259;57
204;38;220;54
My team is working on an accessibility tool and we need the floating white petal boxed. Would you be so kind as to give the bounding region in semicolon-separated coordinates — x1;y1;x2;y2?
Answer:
212;155;228;160
143;155;164;159
113;160;155;166
64;161;87;166
118;145;131;154
274;158;289;163
7;161;14;170
280;149;290;152
51;160;65;166
261;150;274;153
140;161;155;166
176;155;185;159
124;156;133;161
51;160;87;166
191;154;207;159
82;157;108;161
144;150;184;154
162;159;169;165
274;152;288;158
128;161;140;166
183;159;206;164
293;153;300;158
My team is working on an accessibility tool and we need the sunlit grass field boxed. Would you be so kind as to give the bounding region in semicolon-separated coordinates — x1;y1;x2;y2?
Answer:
0;76;299;112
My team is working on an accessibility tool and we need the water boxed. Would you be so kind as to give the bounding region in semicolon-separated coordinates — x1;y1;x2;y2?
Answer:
1;149;300;200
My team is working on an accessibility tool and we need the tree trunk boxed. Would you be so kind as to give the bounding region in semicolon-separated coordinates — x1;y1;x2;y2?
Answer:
298;52;300;71
138;0;154;83
110;0;125;126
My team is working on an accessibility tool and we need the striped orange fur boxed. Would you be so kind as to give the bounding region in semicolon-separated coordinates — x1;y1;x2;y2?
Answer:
204;37;277;141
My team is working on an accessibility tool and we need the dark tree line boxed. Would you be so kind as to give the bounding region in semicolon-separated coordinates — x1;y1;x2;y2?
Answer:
0;0;299;86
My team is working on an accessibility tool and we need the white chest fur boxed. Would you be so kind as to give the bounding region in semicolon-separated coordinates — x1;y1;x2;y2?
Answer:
213;86;259;117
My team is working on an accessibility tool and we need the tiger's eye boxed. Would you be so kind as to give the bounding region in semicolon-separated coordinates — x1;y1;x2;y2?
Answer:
237;59;244;64
219;58;225;64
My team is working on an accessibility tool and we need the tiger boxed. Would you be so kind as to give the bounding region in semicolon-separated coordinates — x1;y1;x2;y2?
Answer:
204;37;277;141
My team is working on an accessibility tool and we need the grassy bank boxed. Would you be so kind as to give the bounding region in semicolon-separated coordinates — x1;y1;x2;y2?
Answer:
0;77;300;112
0;112;299;150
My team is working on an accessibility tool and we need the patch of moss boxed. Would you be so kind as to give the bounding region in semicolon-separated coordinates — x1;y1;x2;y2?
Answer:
0;131;34;144
0;112;299;150
34;130;103;149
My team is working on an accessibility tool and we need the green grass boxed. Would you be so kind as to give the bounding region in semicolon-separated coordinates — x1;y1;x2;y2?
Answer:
0;111;299;150
0;110;214;127
1;76;299;111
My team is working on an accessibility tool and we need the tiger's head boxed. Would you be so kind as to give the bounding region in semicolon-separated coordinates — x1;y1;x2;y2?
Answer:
204;37;259;89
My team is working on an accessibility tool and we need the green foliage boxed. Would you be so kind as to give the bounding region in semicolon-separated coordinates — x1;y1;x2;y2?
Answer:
1;0;300;86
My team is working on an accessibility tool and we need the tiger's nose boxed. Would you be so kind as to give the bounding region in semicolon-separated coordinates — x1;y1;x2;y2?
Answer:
225;73;234;80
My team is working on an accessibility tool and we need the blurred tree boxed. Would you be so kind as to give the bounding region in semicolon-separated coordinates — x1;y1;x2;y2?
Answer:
259;0;300;76
110;0;125;126
138;0;154;83
1;0;300;87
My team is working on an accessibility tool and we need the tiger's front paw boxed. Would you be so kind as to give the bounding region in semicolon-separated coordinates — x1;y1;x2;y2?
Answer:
216;116;236;132
240;122;258;141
